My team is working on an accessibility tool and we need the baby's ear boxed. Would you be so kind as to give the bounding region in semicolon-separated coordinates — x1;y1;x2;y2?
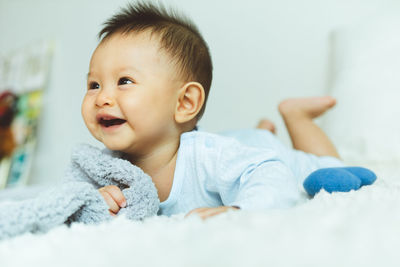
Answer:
174;82;205;124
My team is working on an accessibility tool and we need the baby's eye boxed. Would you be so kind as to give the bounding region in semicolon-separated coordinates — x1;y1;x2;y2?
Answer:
88;82;100;90
118;77;134;85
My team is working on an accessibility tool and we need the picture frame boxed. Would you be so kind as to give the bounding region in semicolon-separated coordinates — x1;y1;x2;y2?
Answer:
0;41;53;189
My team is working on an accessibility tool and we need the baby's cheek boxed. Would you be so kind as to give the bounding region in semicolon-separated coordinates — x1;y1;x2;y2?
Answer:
81;101;94;123
81;110;98;138
81;101;90;119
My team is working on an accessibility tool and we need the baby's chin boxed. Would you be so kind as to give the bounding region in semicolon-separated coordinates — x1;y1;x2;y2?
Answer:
96;136;130;152
102;141;129;152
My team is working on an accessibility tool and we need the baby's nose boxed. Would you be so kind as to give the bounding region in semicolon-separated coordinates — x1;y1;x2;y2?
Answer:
95;90;115;107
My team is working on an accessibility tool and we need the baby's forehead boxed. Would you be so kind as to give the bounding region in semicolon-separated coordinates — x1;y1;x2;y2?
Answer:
93;30;176;66
99;30;165;54
89;30;184;81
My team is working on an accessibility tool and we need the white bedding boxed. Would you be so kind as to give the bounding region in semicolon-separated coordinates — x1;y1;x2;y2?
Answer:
0;161;399;267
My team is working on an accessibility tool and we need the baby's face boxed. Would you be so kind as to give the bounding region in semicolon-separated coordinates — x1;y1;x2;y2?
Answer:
82;32;183;155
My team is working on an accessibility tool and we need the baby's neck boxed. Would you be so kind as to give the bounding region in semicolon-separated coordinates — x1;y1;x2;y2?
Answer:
125;139;180;202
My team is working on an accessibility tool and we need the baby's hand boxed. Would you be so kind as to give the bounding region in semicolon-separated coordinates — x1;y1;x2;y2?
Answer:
185;206;239;220
98;185;127;216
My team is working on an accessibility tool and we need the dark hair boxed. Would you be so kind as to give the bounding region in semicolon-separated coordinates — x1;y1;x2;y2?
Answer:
99;1;213;120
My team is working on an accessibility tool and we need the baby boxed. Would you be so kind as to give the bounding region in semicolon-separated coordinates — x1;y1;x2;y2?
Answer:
82;2;343;219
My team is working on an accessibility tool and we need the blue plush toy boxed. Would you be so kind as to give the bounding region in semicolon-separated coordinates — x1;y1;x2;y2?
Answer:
303;167;377;197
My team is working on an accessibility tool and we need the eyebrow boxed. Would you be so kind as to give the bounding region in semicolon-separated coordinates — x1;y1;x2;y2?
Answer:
119;66;141;75
86;67;141;80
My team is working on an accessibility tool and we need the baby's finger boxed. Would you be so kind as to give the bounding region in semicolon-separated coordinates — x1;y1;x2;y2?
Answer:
185;207;208;218
103;185;127;208
109;210;117;217
195;207;237;220
197;208;223;220
99;189;120;213
199;208;226;219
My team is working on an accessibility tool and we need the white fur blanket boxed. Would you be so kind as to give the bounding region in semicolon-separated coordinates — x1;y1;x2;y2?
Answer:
0;144;159;239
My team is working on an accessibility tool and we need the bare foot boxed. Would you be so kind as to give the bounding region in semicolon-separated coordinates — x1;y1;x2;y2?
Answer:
278;96;336;119
256;119;276;134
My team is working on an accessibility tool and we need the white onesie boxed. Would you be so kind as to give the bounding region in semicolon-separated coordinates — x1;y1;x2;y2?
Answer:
158;129;343;216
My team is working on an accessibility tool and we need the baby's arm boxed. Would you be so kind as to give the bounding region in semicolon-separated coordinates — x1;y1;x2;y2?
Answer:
192;142;301;219
230;159;300;210
98;185;127;216
185;159;299;220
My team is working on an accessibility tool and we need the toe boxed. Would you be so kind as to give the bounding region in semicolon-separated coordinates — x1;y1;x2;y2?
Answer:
257;119;276;133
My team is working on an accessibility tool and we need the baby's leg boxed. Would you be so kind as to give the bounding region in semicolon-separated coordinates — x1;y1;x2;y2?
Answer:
278;96;340;159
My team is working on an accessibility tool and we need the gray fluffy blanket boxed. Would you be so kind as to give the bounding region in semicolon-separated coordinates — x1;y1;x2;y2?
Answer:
0;144;160;240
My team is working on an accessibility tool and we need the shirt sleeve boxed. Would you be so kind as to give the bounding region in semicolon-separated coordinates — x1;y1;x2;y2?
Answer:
213;138;302;211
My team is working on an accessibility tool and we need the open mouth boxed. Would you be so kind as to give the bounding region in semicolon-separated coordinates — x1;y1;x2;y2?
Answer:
97;115;127;128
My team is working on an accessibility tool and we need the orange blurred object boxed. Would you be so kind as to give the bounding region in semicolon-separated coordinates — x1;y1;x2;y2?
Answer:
0;91;18;159
0;127;16;158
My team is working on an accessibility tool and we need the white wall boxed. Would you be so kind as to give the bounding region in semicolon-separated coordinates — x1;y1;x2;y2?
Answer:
0;0;398;185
